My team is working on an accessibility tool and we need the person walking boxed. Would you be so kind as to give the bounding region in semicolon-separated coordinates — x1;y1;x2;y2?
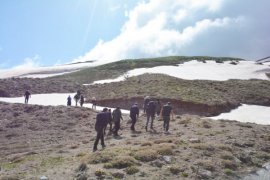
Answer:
161;102;174;133
74;91;81;106
92;97;97;110
104;109;113;135
130;103;139;131
143;96;150;113
80;95;84;107
112;106;123;136
145;100;156;131
24;90;31;104
156;99;162;117
93;108;108;152
67;95;72;106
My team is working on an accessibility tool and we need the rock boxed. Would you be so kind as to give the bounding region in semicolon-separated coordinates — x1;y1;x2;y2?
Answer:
151;160;165;168
189;138;201;143
261;146;270;153
198;169;212;179
162;156;172;164
40;176;48;180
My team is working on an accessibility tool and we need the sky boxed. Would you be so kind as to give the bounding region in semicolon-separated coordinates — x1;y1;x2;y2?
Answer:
0;0;270;69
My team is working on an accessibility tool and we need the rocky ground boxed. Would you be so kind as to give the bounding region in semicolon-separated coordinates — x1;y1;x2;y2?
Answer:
0;102;270;180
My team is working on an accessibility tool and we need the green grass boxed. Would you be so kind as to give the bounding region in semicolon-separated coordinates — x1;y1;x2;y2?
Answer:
53;56;242;84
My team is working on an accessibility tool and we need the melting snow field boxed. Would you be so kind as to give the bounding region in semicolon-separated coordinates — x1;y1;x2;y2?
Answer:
0;93;129;114
0;93;269;125
210;104;270;125
90;60;270;84
0;61;94;79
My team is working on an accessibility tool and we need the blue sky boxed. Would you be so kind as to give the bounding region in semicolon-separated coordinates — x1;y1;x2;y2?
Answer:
0;0;270;69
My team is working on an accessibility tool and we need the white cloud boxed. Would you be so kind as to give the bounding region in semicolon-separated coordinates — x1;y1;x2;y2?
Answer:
109;4;122;12
13;55;41;70
73;0;270;64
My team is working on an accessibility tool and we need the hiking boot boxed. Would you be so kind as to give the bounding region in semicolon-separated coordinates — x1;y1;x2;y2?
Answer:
93;148;97;152
145;126;148;132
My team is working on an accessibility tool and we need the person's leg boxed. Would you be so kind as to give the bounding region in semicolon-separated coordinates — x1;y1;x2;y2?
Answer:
114;121;120;135
166;117;170;132
150;114;155;129
163;117;166;130
101;131;105;148
130;116;135;130
146;114;150;131
93;131;101;151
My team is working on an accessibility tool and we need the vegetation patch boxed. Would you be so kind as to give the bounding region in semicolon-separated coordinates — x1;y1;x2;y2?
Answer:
156;144;175;155
104;156;138;169
95;169;107;177
222;160;238;170
87;151;115;164
134;149;159;162
169;166;182;174
126;166;140;175
190;143;215;151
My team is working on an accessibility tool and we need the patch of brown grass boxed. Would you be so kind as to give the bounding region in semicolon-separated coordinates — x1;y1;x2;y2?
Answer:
133;149;159;162
104;156;139;169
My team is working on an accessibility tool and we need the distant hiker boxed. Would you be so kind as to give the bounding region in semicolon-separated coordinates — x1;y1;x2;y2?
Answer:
161;102;174;133
130;103;139;131
143;96;150;113
93;108;108;152
145;100;156;131
92;97;97;110
74;91;81;106
156;99;162;117
104;109;113;135
24;90;31;104
80;95;84;107
67;95;72;106
112;106;123;136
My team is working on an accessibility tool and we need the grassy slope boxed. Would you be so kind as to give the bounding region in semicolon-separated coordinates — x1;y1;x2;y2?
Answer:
53;56;242;84
84;74;270;106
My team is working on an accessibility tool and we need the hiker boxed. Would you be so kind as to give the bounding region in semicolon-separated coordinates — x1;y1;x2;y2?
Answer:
156;99;162;117
93;108;108;152
92;97;97;110
24;90;31;104
104;109;113;135
112;106;123;136
161;102;174;133
130;103;139;131
143;96;150;113
80;95;84;107
67;95;72;106
74;91;81;106
145;100;156;131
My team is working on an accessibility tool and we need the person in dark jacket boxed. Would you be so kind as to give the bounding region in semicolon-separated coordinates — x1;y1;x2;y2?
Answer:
24;90;31;104
156;99;162;117
112;107;123;136
67;95;72;106
145;100;156;131
80;95;84;107
161;102;174;133
93;108;108;152
143;96;150;113
130;103;139;131
104;109;113;135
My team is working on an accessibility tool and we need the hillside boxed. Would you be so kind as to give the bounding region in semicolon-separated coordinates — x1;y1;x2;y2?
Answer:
83;74;270;116
1;102;270;180
52;56;242;84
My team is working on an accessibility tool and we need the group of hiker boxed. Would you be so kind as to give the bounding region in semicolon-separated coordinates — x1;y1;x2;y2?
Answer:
93;96;174;152
23;90;174;152
67;90;85;107
67;91;97;109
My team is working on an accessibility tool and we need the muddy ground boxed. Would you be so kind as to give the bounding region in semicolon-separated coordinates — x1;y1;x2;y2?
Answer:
0;102;270;180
